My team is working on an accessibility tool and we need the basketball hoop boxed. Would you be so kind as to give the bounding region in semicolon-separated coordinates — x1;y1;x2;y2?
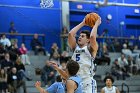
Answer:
40;0;54;8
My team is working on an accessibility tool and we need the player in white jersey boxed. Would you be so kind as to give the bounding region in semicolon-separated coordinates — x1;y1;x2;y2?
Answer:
68;17;101;93
101;76;120;93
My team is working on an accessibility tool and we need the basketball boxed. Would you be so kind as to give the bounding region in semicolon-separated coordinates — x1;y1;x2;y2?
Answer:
85;12;100;27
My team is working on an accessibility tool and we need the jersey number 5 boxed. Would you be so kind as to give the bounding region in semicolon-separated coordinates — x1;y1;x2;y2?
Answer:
76;54;80;61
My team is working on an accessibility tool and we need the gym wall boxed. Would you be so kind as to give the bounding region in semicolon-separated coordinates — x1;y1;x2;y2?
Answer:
0;0;62;52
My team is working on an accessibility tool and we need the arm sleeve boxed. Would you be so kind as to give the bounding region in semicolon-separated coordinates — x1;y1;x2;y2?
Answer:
46;83;57;93
19;48;24;54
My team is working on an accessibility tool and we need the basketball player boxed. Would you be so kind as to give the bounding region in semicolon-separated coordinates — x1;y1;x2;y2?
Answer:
68;16;101;93
101;76;120;93
36;60;82;93
50;60;82;93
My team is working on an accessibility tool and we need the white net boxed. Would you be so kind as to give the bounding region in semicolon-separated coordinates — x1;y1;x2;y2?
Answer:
40;0;54;8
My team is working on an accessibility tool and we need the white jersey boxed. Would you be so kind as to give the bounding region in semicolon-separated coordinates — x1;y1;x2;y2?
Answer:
103;86;117;93
72;45;95;79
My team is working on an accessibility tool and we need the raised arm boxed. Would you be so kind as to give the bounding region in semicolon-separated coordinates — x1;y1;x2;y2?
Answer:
68;19;85;50
49;61;68;79
90;17;101;57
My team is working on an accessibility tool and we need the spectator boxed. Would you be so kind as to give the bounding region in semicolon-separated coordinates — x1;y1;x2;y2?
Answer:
31;34;46;56
15;56;32;81
111;59;128;80
127;56;138;75
113;39;121;52
41;61;56;86
0;69;8;93
9;43;21;62
118;54;129;70
0;43;6;60
101;45;111;65
61;26;68;51
9;21;17;33
0;34;11;49
60;51;70;63
19;43;30;65
133;45;140;65
0;53;14;73
49;43;61;64
95;45;111;65
60;61;67;71
9;21;18;45
117;54;130;79
133;45;140;54
122;44;132;56
8;67;27;93
122;44;139;62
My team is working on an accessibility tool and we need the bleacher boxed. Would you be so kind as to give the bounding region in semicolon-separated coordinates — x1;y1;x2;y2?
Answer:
25;54;48;93
24;52;140;93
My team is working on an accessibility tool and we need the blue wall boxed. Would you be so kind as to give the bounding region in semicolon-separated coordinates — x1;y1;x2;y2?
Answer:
0;0;62;52
69;1;140;38
0;0;140;52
